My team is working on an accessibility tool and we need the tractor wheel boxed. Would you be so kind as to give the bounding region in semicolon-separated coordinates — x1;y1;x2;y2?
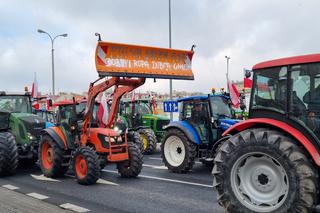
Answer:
117;142;143;177
161;128;197;173
212;128;318;213
138;128;157;155
39;135;70;177
127;131;144;154
73;147;100;185
0;132;18;176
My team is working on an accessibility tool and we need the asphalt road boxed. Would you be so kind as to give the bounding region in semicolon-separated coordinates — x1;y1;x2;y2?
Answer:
0;147;223;213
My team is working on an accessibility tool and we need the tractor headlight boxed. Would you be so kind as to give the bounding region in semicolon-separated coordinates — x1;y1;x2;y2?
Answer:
105;137;115;142
27;132;35;140
113;126;122;134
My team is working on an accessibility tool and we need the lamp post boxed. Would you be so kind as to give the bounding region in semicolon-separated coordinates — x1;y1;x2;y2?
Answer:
37;29;68;97
225;56;230;93
168;0;173;121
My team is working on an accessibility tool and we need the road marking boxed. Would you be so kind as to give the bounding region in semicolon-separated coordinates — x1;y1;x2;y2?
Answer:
60;203;90;212
31;174;61;182
102;169;212;188
143;164;168;170
148;157;202;164
2;184;19;190
65;174;118;186
27;192;49;200
97;178;119;186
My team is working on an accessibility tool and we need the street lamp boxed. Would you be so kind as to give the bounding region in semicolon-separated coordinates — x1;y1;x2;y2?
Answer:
37;29;68;97
168;0;173;121
225;56;230;93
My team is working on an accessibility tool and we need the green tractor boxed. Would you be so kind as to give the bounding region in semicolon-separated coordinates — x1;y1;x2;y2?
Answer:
117;99;170;154
0;91;46;175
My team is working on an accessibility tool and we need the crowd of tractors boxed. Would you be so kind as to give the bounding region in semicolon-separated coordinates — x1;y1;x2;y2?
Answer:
1;36;320;212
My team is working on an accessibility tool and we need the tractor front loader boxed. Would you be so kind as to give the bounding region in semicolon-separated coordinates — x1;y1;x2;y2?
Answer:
39;37;195;185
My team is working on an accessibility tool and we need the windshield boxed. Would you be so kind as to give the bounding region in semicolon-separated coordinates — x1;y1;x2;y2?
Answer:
0;95;31;113
124;102;152;115
210;96;232;118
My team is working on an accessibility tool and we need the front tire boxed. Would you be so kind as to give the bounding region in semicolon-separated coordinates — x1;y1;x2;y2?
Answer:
138;128;157;155
0;132;18;176
161;128;197;173
73;147;100;185
117;142;143;177
39;135;70;177
212;128;317;213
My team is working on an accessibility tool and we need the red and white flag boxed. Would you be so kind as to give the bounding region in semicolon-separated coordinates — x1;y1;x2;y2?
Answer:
31;73;38;98
97;93;109;127
228;81;240;108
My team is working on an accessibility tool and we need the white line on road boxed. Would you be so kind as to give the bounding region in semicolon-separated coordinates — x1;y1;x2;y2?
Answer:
27;192;49;200
143;164;168;170
102;169;212;188
65;174;118;186
148;157;202;164
2;184;19;190
31;174;61;182
60;203;90;212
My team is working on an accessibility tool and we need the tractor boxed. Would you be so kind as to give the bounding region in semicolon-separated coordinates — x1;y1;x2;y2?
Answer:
35;108;55;128
38;38;195;185
117;98;170;154
0;91;46;175
212;54;320;212
161;94;239;173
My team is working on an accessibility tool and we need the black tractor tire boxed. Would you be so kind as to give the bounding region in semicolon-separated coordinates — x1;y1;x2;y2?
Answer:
38;135;70;177
73;147;100;185
138;128;157;155
0;132;18;176
117;142;143;177
161;128;197;173
127;131;144;154
212;128;318;213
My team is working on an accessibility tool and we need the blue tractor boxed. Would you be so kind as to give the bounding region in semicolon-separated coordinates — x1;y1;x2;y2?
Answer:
161;94;239;173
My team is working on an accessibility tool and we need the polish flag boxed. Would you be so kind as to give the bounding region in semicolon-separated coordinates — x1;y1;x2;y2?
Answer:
228;81;240;108
244;78;252;88
31;73;38;98
97;93;109;127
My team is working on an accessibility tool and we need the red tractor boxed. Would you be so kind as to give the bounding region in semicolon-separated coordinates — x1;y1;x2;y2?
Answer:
38;38;195;185
213;54;320;212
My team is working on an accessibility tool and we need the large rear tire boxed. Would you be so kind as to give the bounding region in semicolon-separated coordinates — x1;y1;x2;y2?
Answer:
161;128;197;173
212;128;318;213
73;147;100;185
0;132;18;176
138;128;157;155
39;135;70;177
117;142;143;177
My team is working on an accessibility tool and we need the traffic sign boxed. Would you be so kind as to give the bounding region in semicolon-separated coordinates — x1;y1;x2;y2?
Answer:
163;101;178;112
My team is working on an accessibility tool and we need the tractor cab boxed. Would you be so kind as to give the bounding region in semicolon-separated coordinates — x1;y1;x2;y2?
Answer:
178;94;236;143
249;60;320;141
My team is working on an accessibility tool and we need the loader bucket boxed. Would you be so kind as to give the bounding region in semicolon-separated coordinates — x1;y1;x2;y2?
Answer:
95;41;194;80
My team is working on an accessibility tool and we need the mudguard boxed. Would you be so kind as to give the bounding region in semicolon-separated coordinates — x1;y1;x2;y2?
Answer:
41;127;68;150
222;118;320;166
164;121;200;144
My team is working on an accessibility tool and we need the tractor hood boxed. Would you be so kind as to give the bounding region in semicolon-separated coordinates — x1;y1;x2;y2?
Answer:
219;118;241;131
11;113;46;137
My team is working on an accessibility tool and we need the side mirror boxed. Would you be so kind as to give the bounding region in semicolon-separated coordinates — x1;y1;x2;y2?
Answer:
244;69;251;78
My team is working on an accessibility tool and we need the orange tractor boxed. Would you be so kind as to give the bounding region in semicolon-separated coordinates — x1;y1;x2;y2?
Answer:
38;37;195;185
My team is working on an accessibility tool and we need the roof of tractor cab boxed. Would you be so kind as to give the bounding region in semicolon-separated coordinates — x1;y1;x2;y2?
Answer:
0;92;31;97
177;94;229;102
252;53;320;70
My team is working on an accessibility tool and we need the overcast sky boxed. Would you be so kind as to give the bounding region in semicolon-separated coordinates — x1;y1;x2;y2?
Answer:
1;0;320;95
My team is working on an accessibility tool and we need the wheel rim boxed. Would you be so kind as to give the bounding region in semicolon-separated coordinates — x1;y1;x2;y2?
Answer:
75;155;87;179
230;152;289;212
164;136;185;167
41;140;53;170
140;134;148;150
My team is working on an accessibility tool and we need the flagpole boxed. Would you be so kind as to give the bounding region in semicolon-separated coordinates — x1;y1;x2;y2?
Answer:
225;56;230;93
